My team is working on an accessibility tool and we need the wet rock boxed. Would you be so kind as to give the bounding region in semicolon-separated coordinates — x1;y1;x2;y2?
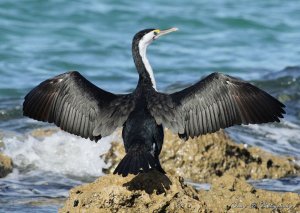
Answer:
60;172;299;212
102;129;299;183
0;153;13;178
198;174;300;212
59;170;207;213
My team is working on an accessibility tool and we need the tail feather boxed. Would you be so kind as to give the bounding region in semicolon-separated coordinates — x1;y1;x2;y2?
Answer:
114;154;130;176
113;149;165;177
123;155;133;176
141;155;149;173
146;152;156;168
129;155;138;175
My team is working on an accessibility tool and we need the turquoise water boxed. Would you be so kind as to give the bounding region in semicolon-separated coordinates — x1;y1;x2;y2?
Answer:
0;1;300;212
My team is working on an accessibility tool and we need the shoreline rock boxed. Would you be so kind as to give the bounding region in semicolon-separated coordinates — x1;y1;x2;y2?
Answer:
59;171;299;212
24;127;300;212
102;129;299;183
0;153;13;178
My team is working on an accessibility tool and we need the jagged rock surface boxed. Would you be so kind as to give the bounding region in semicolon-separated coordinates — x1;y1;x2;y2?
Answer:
102;130;299;183
60;171;299;213
59;170;207;213
0;153;13;178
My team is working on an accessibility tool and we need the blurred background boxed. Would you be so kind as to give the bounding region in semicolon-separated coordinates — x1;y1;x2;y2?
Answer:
0;0;299;212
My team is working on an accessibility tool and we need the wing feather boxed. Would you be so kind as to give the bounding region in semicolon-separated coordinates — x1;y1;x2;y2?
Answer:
149;72;285;140
202;109;207;134
23;71;135;141
197;105;203;134
219;97;228;127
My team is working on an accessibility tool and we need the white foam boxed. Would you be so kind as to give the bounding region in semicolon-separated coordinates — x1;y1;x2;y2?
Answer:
247;120;300;150
228;119;300;159
2;130;120;177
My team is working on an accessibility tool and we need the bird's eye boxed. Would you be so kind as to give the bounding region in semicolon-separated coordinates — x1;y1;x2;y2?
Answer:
153;30;160;36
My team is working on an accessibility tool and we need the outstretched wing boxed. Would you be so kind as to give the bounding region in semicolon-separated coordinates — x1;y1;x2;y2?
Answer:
23;71;135;141
149;72;285;140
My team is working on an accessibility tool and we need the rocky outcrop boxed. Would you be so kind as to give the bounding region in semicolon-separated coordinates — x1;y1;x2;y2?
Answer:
102;129;299;183
59;171;299;213
200;174;299;212
28;128;299;212
0;153;13;178
59;171;205;213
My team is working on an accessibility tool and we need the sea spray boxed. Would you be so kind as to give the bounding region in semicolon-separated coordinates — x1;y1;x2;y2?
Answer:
2;129;120;177
228;119;300;158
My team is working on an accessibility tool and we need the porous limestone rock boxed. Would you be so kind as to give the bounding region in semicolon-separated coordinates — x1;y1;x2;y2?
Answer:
60;171;300;213
0;153;13;178
102;129;299;183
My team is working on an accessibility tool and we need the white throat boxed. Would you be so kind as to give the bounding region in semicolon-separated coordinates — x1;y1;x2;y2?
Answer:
138;36;157;90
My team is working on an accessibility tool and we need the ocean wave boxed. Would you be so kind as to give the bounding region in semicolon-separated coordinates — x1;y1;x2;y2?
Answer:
228;119;300;158
2;130;119;177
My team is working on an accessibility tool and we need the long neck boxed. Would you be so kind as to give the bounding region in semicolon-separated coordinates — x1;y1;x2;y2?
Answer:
132;40;157;90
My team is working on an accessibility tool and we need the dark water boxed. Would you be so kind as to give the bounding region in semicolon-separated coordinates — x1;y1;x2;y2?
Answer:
0;1;299;212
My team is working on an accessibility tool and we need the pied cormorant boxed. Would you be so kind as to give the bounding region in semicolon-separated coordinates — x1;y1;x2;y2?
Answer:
23;28;285;176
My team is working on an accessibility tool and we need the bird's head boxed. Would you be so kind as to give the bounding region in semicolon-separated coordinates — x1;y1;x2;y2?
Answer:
132;28;178;89
133;27;178;50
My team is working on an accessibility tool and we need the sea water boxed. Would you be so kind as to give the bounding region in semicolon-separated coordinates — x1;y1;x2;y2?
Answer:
0;1;299;212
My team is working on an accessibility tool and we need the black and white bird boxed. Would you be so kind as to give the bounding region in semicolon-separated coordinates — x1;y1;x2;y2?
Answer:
23;28;285;176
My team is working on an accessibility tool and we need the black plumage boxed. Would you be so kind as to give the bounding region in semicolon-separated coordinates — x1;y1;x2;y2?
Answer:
151;72;285;140
24;71;135;141
23;28;285;176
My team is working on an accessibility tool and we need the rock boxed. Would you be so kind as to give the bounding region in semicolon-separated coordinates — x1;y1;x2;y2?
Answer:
102;129;299;183
198;174;300;212
60;172;300;212
59;170;207;213
0;153;13;178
